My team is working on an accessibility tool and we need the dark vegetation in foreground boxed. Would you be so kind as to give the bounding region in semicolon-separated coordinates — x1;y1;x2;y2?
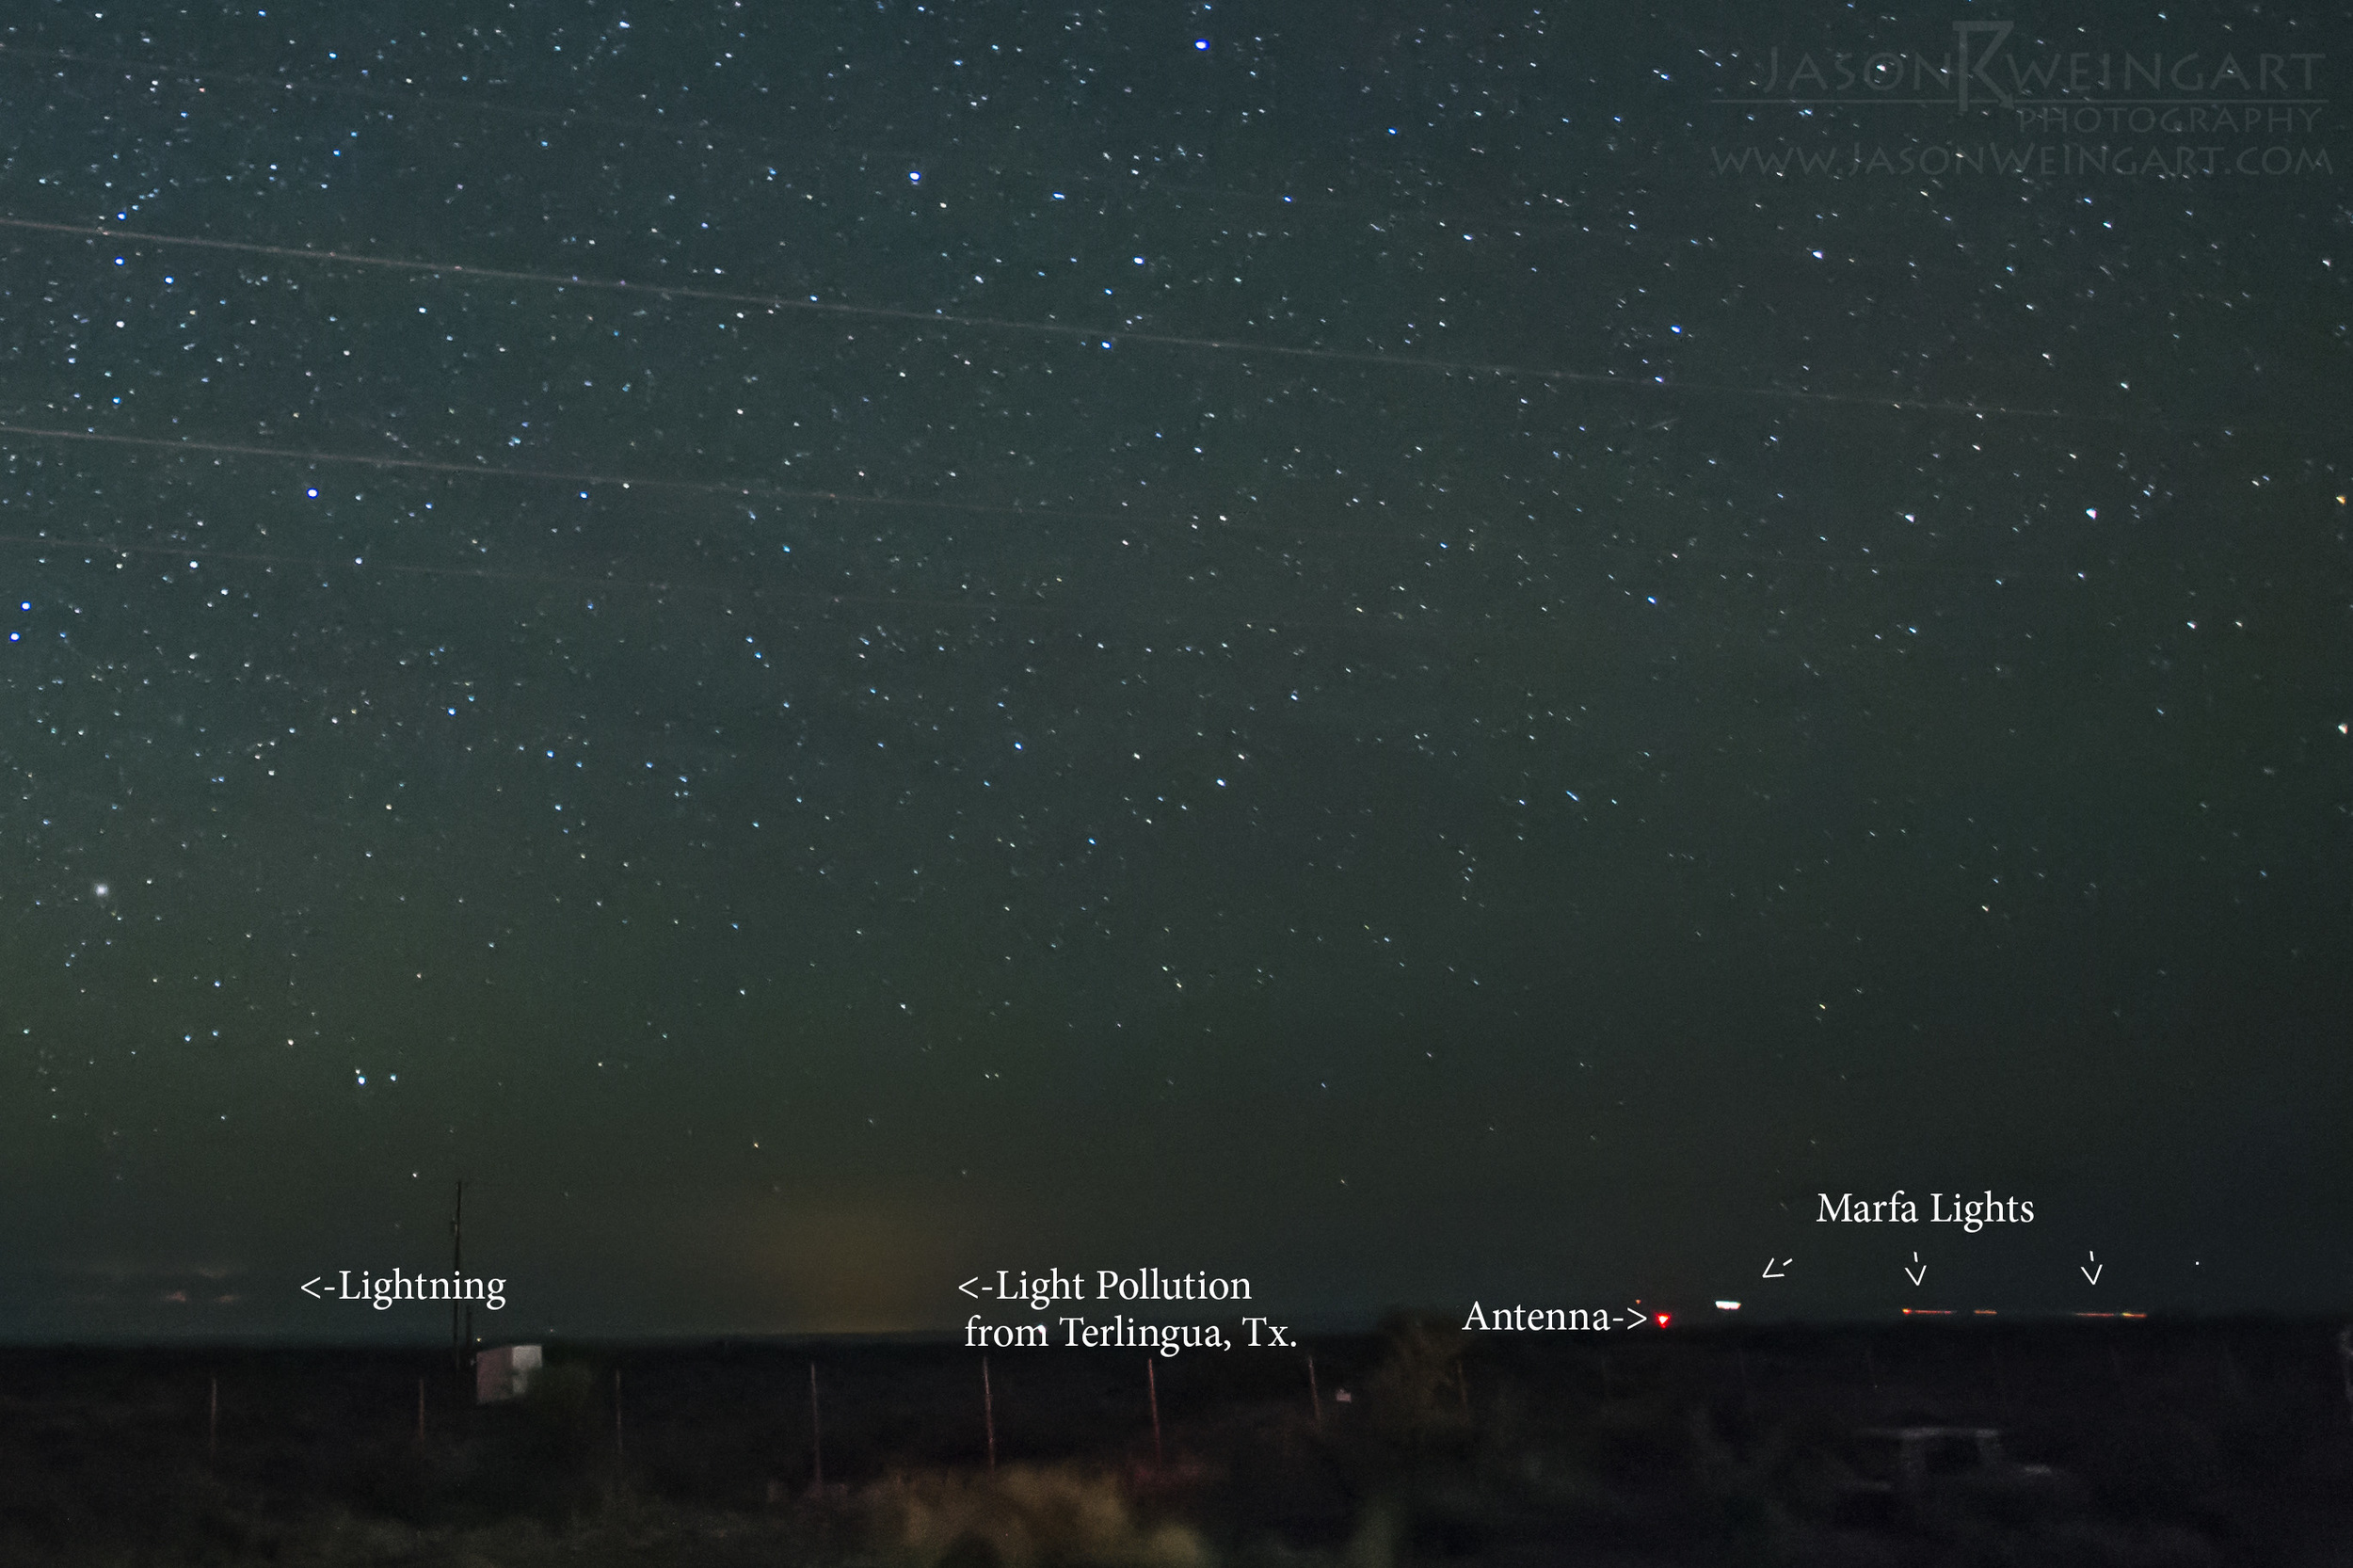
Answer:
0;1316;2347;1566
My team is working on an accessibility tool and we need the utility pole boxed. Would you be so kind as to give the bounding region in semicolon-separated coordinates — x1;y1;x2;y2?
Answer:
450;1179;467;1375
808;1361;824;1492
983;1357;997;1472
1146;1358;1163;1467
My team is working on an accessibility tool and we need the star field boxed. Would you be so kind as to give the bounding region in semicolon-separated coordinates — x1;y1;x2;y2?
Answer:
0;2;2345;1336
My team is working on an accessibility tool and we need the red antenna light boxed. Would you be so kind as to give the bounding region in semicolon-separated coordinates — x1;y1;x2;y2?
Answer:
1654;1313;1671;1327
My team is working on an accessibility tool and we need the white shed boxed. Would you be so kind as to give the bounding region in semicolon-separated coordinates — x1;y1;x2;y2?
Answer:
475;1343;544;1404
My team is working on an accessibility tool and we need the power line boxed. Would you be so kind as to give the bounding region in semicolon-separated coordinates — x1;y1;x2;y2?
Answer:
0;417;1122;520
0;419;1502;544
0;214;2189;425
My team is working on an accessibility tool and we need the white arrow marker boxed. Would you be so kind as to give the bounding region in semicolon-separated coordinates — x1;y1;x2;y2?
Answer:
2081;1251;2103;1285
300;1277;323;1299
958;1276;982;1298
1625;1307;1652;1329
1762;1257;1788;1279
1904;1252;1927;1287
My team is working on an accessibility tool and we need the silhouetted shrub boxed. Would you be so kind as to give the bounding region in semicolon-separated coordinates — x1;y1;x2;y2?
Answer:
1362;1313;1471;1449
865;1463;1209;1567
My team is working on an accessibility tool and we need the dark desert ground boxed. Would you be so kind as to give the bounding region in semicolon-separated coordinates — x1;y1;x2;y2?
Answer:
4;1315;2350;1567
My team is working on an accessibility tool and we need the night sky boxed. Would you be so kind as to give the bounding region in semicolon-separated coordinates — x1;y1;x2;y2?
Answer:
1;4;2345;1342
